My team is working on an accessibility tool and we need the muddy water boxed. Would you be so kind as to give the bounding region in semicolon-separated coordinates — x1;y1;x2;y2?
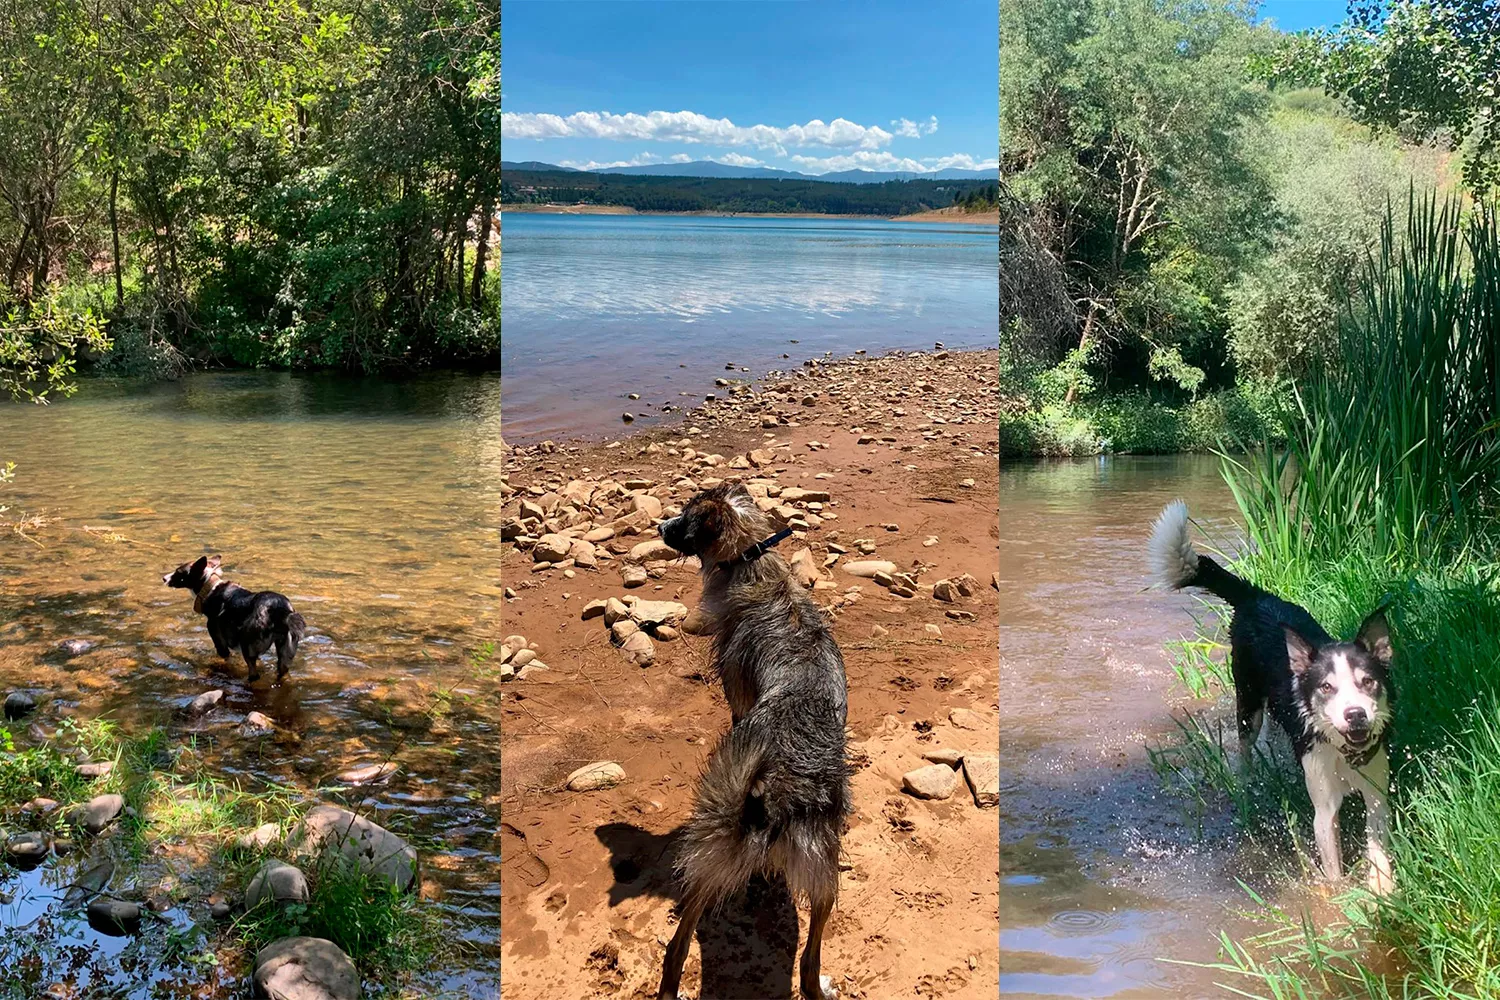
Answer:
998;455;1260;999
0;372;503;997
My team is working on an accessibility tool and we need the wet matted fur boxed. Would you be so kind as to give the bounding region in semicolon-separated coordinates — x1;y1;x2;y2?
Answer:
656;482;851;1000
164;554;306;686
1149;501;1395;893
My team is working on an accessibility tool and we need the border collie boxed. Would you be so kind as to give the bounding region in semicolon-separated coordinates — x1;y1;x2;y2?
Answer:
1149;501;1395;893
164;555;306;686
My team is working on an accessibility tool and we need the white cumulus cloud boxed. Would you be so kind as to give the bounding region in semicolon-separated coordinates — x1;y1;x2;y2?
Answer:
502;109;903;150
890;115;940;138
556;152;665;171
788;150;998;175
710;152;766;167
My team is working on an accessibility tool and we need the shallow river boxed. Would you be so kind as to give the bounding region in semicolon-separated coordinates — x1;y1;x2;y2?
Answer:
998;454;1266;999
0;371;504;997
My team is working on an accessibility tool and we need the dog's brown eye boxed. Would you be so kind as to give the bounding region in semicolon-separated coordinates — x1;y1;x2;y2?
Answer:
1319;682;1335;694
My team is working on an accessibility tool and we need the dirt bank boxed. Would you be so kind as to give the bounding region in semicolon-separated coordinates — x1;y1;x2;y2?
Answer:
895;208;1000;225
499;349;1001;999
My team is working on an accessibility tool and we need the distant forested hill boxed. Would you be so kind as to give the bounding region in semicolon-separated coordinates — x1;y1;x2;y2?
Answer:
500;168;998;216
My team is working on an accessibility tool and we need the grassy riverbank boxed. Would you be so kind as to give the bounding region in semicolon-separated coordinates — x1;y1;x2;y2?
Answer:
1152;197;1500;997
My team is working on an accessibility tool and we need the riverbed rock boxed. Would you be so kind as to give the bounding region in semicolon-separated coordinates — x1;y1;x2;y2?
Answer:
58;639;97;657
188;689;225;715
628;538;677;563
921;748;966;767
236;822;283;851
288;806;418;893
621;564;648;588
788;548;822;588
61;857;114;909
87;898;141;935
76;761;114;780
337;762;398;786
247;860;311;910
902;764;959;800
5;831;50;864
566;761;626;792
3;691;36;720
963;754;999;808
66;793;125;834
843;560;896;579
932;579;959;603
581;599;609;620
240;712;276;737
253;936;360;1000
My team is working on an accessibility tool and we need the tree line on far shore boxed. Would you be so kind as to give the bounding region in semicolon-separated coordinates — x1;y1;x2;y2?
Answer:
0;0;500;378
500;168;998;217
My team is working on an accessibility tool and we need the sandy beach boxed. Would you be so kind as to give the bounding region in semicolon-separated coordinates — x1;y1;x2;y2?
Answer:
499;348;1001;998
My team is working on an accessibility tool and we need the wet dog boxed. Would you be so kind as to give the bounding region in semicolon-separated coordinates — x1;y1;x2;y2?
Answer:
656;482;850;1000
164;555;306;686
1149;501;1395;893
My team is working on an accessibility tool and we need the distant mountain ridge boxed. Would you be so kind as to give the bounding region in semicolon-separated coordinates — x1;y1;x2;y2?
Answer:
501;159;997;185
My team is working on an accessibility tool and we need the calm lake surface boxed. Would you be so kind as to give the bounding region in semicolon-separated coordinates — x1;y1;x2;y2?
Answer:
0;371;503;997
998;455;1274;999
499;213;998;441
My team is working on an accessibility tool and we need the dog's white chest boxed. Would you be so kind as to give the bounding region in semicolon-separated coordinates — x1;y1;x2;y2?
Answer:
1303;740;1389;803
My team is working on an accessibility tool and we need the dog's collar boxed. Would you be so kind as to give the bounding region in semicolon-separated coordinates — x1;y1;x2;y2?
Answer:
1341;734;1385;768
193;571;224;614
717;527;794;571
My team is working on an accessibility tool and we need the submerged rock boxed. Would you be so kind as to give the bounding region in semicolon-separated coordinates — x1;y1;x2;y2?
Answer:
86;898;141;935
5;831;50;865
3;691;36;720
187;689;224;715
61;857;115;909
336;762;398;786
288;805;417;893
253;936;360;1000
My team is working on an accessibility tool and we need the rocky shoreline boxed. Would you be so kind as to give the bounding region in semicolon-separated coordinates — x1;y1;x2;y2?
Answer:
499;347;1002;997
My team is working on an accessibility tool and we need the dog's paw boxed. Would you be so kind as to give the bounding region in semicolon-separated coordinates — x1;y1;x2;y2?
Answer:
1366;864;1396;896
800;975;838;1000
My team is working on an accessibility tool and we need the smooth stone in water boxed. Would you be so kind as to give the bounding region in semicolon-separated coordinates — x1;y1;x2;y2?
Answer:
188;689;224;715
5;831;50;864
67;793;125;834
61;857;114;909
58;638;97;657
288;805;418;893
87;898;142;935
3;691;36;720
253;936;360;1000
336;762;398;786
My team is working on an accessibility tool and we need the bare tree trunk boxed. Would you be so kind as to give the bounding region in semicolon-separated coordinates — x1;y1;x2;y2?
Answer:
7;223;32;293
470;199;493;304
110;167;123;312
1063;300;1100;405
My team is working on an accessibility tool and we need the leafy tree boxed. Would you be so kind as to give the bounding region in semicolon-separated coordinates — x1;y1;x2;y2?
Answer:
1268;0;1499;190
1002;0;1275;401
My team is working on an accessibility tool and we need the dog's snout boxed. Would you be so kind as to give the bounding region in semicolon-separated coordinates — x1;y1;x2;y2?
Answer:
162;573;172;585
1344;706;1368;725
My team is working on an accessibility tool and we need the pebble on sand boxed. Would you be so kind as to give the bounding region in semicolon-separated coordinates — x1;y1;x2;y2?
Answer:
902;764;959;800
566;761;626;792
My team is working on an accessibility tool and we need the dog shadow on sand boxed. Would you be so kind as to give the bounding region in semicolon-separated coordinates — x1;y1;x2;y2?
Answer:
596;822;799;1000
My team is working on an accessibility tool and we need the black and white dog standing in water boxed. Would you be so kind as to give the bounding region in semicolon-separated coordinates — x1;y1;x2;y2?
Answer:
1149;501;1395;894
164;555;306;686
654;482;850;1000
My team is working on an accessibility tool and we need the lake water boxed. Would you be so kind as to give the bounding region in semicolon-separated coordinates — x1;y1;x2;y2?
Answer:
498;213;998;441
0;371;503;997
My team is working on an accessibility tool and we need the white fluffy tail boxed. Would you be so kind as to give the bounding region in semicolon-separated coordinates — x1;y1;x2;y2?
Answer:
1149;500;1200;589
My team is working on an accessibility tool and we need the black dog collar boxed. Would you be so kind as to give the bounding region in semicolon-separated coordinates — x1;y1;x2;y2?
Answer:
718;527;794;571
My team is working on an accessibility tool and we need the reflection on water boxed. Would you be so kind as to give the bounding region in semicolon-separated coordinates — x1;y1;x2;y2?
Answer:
0;371;503;996
499;213;998;440
998;455;1259;999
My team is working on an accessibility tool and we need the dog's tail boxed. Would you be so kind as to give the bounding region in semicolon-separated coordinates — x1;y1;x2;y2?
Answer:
1149;500;1257;607
286;610;306;643
675;700;846;900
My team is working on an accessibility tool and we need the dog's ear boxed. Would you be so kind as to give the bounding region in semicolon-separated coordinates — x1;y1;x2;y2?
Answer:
1355;611;1392;666
1283;626;1316;675
190;555;208;572
207;555;222;568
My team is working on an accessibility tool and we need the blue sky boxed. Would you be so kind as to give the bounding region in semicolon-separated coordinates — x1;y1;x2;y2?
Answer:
501;0;999;175
1255;0;1349;32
